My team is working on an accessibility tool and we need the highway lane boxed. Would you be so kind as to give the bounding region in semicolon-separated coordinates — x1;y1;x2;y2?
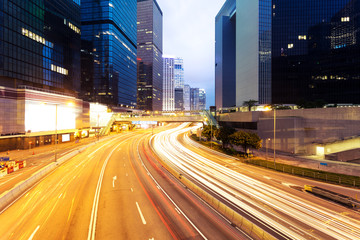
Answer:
0;125;249;240
131;133;248;240
0;136;108;195
152;123;360;240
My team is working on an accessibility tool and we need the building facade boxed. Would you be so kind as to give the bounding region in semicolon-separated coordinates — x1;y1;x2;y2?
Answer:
137;0;163;111
0;0;81;96
190;87;199;111
174;57;184;89
174;88;183;111
199;88;206;110
215;0;236;109
80;0;137;109
216;0;359;107
272;0;360;104
162;56;175;111
183;84;191;111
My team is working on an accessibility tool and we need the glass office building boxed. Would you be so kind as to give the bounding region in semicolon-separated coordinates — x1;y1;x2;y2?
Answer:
137;0;163;111
162;56;175;111
174;57;184;89
0;0;81;95
215;0;271;109
272;0;360;104
81;0;137;108
215;0;236;109
216;0;360;106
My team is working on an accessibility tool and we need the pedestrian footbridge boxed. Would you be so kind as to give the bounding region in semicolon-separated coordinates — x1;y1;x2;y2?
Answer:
100;110;218;135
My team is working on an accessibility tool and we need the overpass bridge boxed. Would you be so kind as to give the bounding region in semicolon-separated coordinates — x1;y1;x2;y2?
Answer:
100;110;218;135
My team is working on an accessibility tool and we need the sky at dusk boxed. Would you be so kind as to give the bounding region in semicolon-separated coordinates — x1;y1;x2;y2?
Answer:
156;0;226;108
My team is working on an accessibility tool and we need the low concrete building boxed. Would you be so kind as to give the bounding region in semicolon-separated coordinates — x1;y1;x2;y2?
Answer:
218;107;360;159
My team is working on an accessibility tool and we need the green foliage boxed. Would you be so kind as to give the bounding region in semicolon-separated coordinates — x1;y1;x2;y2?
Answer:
243;99;258;112
214;126;236;148
230;130;262;154
202;125;217;141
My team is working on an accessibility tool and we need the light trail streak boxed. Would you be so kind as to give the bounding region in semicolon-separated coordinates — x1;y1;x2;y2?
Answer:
152;123;360;240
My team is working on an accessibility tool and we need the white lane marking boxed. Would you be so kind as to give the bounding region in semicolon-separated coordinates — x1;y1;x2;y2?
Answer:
58;193;63;199
126;173;128;177
88;143;122;240
263;176;271;180
131;188;134;192
175;208;181;214
136;202;147;225
137;141;208;240
112;176;117;188
28;225;40;240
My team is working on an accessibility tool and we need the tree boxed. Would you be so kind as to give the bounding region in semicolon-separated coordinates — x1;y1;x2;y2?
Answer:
243;99;258;112
202;125;217;141
230;130;262;155
215;126;236;148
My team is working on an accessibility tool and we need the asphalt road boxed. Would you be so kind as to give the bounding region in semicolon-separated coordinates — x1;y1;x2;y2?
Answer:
0;126;248;240
152;123;360;240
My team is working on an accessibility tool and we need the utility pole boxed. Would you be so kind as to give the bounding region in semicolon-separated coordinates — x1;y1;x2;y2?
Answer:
273;107;276;167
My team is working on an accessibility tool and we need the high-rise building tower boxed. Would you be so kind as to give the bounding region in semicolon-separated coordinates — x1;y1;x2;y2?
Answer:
190;88;200;111
272;0;360;104
162;56;175;111
215;0;271;109
174;57;184;89
199;88;206;110
183;84;191;111
137;0;163;111
215;0;236;109
0;0;81;95
216;0;360;107
81;0;137;108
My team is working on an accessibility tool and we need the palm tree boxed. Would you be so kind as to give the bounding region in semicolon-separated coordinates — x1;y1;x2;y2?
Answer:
243;99;258;112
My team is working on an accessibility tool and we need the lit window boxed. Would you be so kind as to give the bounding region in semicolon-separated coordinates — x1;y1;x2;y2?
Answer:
288;43;294;49
341;17;350;22
298;35;307;40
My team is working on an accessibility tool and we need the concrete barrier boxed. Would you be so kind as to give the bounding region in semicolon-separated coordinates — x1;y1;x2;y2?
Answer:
150;140;277;240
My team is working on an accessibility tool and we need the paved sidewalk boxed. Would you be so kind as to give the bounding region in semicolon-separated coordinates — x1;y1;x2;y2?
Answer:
0;136;99;162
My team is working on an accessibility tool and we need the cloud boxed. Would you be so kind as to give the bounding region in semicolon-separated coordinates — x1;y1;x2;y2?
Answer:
156;0;226;108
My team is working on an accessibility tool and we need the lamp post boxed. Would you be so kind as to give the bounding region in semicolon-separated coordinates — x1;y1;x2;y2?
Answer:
273;107;276;167
55;104;58;162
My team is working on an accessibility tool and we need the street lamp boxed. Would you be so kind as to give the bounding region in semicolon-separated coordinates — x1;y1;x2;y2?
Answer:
273;107;276;167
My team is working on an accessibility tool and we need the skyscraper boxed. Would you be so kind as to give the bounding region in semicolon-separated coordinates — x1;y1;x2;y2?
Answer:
216;0;360;107
174;88;184;111
174;57;184;89
272;0;360;104
183;84;191;111
199;88;206;110
215;0;271;109
81;0;137;108
0;0;81;95
137;0;163;111
190;88;199;111
215;0;236;109
162;56;175;111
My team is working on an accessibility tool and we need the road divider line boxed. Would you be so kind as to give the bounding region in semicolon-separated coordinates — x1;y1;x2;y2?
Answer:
88;142;123;240
28;225;40;240
136;202;147;224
